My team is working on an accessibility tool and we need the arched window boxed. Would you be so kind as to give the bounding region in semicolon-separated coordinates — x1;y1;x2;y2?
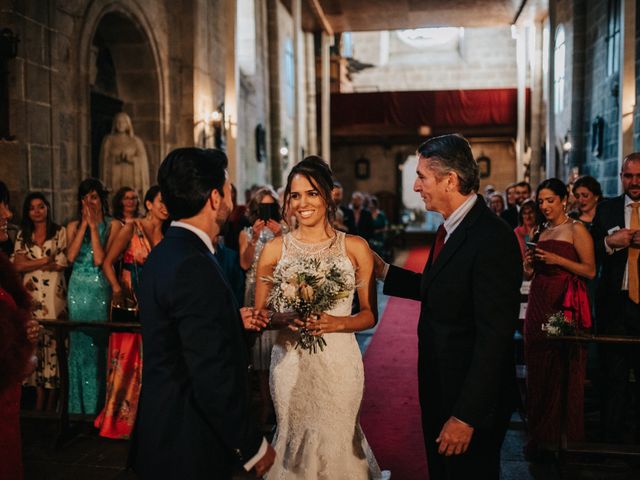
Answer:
237;0;256;75
606;0;621;77
553;25;566;114
283;38;294;117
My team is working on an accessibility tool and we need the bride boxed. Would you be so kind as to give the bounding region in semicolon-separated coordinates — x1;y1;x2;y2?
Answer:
254;156;388;479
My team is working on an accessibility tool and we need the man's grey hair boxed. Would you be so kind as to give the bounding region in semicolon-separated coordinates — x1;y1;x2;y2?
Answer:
417;134;480;195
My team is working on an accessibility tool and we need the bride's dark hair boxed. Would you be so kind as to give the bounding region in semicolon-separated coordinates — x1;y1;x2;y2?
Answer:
282;155;336;225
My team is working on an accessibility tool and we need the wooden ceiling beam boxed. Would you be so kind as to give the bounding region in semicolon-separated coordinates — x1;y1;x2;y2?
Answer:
306;0;334;35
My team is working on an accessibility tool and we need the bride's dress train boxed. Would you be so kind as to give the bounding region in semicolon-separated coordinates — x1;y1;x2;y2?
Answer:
266;232;389;479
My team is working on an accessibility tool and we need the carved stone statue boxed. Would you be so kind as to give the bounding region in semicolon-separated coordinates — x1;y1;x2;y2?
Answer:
100;112;150;199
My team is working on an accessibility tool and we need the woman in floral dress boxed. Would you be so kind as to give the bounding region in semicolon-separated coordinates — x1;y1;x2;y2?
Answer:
95;186;167;438
13;192;67;411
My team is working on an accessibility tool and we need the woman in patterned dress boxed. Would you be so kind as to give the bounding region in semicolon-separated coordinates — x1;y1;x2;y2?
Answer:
95;186;167;438
66;178;114;415
12;192;67;411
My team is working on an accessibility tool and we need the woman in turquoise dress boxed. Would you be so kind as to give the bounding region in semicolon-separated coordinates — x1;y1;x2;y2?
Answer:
66;178;113;415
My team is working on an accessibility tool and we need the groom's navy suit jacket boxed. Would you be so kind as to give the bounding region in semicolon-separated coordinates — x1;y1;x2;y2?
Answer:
384;197;522;478
131;227;261;479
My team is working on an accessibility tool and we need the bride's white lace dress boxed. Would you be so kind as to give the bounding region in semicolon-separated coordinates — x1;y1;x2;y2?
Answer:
265;231;387;479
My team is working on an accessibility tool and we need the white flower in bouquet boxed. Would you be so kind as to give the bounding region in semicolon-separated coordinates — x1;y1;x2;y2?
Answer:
542;311;576;336
262;256;354;353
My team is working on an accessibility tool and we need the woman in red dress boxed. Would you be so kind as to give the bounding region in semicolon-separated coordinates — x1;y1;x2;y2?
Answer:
523;178;596;459
0;181;39;480
94;186;167;439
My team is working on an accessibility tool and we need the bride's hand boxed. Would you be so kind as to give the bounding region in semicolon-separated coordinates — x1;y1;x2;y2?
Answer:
307;313;343;335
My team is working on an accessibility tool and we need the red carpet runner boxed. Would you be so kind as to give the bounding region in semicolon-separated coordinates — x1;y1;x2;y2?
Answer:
362;246;430;480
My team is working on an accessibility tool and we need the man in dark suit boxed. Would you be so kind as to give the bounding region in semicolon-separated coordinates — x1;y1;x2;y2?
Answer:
501;181;531;229
500;183;518;229
375;134;522;479
351;191;375;241
332;181;357;234
131;148;275;479
591;153;640;443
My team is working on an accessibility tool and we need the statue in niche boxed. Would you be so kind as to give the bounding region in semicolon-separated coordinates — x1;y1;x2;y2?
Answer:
100;112;150;199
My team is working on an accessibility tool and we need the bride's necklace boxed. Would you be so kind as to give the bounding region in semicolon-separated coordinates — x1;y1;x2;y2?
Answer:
544;214;570;230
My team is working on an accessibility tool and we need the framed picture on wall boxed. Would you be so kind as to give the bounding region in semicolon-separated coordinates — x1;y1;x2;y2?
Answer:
355;157;370;180
476;155;491;178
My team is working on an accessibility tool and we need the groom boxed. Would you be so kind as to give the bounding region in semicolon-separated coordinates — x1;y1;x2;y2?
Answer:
376;134;522;479
131;148;275;479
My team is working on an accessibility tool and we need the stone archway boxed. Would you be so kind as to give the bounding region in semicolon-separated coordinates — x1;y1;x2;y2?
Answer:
89;11;161;186
77;1;167;189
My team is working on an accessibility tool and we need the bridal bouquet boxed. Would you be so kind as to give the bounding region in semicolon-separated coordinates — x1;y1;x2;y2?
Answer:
542;311;576;336
262;257;354;353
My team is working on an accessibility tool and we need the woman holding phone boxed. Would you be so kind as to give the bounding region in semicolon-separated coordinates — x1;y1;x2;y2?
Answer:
522;178;595;461
238;186;283;430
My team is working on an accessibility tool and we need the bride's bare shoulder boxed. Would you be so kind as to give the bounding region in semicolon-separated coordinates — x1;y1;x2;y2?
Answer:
344;233;369;251
344;234;373;261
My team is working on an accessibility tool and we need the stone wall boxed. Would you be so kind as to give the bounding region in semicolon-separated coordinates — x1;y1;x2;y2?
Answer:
580;0;621;196
0;0;279;222
348;27;518;92
331;139;516;219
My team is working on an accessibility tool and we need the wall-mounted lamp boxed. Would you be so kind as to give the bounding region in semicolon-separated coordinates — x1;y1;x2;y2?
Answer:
280;138;289;167
561;131;572;166
562;133;572;153
211;102;224;150
196;102;225;150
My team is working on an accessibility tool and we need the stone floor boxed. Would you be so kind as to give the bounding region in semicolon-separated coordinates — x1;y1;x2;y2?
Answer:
21;416;640;479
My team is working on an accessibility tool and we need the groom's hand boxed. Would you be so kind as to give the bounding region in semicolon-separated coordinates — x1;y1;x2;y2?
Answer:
253;443;276;477
436;416;474;456
240;307;269;331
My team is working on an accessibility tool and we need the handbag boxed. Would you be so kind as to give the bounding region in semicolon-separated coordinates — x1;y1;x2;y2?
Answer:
109;284;139;323
109;249;141;323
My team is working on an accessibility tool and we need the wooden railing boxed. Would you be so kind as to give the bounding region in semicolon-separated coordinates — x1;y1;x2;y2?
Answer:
21;318;140;447
549;334;640;466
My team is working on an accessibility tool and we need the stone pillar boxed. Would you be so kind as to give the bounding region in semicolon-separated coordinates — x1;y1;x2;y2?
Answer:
267;0;282;187
570;0;586;174
304;33;317;156
546;7;557;178
529;21;544;188
516;25;526;181
292;0;301;165
224;0;240;187
620;0;636;163
321;31;331;164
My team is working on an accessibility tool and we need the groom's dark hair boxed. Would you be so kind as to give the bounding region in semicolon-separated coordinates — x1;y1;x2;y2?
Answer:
158;147;228;220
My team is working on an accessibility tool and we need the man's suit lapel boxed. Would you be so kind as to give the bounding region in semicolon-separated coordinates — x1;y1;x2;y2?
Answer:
421;226;467;293
421;196;484;293
612;195;626;229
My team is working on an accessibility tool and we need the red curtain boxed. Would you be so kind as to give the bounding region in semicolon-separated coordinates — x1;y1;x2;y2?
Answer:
331;89;528;134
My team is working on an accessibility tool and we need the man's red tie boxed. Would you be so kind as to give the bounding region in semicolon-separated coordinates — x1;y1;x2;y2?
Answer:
431;224;446;263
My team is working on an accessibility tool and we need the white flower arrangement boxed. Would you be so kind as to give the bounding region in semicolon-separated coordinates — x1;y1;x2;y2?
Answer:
542;311;576;336
262;256;354;353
